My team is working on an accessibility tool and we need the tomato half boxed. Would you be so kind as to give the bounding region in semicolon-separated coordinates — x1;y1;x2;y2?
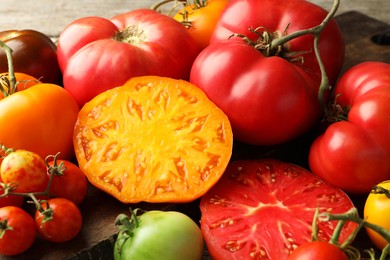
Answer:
0;83;79;160
364;180;390;251
190;0;344;145
200;159;357;259
58;9;199;107
0;30;62;84
309;61;390;193
114;209;204;260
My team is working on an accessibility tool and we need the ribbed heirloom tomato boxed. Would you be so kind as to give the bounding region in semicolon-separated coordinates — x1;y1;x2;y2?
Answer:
190;0;344;145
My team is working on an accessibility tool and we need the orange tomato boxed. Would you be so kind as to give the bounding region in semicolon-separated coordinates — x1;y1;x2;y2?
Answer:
0;83;79;160
73;75;233;203
173;0;229;50
0;72;38;100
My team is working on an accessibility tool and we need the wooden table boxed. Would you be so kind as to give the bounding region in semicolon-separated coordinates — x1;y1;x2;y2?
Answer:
0;1;390;260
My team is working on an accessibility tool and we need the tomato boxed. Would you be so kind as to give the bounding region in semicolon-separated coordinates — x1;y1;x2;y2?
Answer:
0;83;79;160
57;9;199;107
173;0;229;50
1;149;48;193
309;61;390;193
287;241;348;260
0;206;37;256
73;76;233;203
114;209;203;260
0;189;24;208
0;29;62;84
364;180;390;251
190;0;344;146
46;159;88;205
200;159;357;259
35;198;82;243
0;72;38;100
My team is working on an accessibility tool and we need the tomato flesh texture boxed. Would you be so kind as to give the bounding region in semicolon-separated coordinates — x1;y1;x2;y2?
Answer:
200;159;357;260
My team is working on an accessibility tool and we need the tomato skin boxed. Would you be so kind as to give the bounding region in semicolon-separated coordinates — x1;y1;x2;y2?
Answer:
309;61;390;193
1;149;48;193
0;72;38;100
0;29;62;84
114;210;203;260
200;159;357;260
190;0;344;145
46;160;88;205
173;0;229;50
0;83;79;160
0;206;37;256
287;241;348;260
35;198;82;243
58;9;199;107
364;180;390;251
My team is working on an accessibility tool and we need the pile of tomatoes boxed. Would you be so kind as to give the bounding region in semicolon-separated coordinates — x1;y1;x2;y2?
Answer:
1;0;390;258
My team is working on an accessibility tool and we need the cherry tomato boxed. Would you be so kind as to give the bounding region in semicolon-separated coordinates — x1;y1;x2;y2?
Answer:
0;29;62;84
46;159;88;205
0;206;37;256
57;9;199;107
200;159;357;259
288;241;348;260
173;0;229;50
309;61;390;193
35;198;82;243
1;149;48;193
114;209;204;260
364;180;390;251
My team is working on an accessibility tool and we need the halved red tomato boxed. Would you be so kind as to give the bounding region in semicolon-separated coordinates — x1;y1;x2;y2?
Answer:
200;159;357;259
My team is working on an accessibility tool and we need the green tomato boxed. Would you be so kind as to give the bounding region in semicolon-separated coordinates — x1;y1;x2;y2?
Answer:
114;209;204;260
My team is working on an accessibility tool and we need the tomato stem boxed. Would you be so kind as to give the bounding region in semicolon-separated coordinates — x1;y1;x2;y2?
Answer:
370;184;390;199
0;41;17;96
319;208;390;260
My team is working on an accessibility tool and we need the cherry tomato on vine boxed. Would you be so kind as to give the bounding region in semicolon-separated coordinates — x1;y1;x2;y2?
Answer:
46;159;88;205
173;0;229;50
35;197;82;243
1;149;48;193
0;206;37;256
288;241;348;260
364;180;390;251
0;29;62;84
0;189;24;208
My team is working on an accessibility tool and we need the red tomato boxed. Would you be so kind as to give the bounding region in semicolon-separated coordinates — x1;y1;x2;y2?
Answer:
287;241;348;260
0;83;79;160
46;159;88;205
1;149;48;193
309;61;390;193
190;0;344;145
200;159;357;260
0;191;24;208
0;206;37;256
35;198;82;243
57;9;199;107
0;29;62;84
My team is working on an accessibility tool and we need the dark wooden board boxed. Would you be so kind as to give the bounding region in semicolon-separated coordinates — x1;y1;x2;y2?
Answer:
2;11;390;260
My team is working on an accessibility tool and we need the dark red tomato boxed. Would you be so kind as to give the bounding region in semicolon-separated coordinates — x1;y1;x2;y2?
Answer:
287;241;348;260
190;0;344;145
0;30;62;84
0;191;24;208
46;159;88;205
57;9;199;107
200;159;357;260
0;206;36;256
309;61;390;193
35;198;82;243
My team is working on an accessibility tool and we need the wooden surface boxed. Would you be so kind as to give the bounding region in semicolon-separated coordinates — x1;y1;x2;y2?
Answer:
0;1;390;260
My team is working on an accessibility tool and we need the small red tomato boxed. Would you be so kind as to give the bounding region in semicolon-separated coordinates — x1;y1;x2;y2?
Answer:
1;149;48;193
288;241;348;260
0;206;37;256
46;159;88;205
35;198;82;243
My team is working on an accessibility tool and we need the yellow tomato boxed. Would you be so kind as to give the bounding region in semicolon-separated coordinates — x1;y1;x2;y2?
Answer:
364;180;390;251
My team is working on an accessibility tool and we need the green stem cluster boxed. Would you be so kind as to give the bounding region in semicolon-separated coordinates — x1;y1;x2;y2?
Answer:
0;40;17;97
